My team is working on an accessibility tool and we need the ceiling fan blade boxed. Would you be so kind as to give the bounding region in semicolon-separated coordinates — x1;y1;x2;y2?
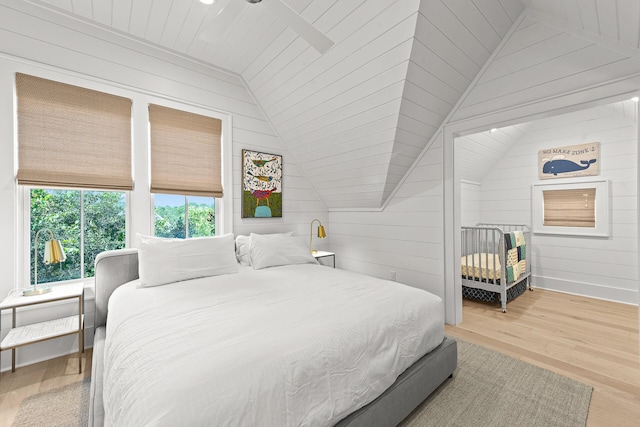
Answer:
264;0;334;54
199;0;247;43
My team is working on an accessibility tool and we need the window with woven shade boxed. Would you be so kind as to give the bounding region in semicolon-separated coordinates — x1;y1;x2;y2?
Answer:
543;188;596;228
15;73;133;190
148;104;222;239
148;104;223;198
15;73;131;286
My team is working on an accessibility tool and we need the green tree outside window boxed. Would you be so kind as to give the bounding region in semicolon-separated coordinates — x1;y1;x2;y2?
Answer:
154;194;215;239
30;189;126;285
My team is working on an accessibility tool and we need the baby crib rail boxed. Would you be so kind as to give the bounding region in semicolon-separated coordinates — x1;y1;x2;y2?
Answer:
460;223;531;312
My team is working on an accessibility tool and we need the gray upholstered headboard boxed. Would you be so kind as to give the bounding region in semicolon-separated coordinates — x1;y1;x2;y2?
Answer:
94;248;139;329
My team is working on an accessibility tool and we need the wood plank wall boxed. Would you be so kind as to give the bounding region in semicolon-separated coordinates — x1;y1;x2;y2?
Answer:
476;106;637;304
460;181;481;227
330;133;446;299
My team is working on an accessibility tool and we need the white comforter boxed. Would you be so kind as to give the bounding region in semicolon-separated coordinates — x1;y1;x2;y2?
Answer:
103;264;444;427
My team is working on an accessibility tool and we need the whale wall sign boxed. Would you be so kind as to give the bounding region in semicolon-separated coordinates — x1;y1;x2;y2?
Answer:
538;142;599;180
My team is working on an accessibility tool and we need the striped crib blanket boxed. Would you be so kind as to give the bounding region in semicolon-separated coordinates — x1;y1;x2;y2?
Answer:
505;231;526;283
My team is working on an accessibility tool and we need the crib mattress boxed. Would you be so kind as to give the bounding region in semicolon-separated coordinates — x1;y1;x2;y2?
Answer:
461;253;501;281
461;253;526;283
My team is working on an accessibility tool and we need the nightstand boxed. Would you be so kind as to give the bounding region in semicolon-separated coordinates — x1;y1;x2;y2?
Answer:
313;251;335;268
0;283;84;375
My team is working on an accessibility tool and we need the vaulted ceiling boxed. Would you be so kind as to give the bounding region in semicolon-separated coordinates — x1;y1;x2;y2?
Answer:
20;0;640;208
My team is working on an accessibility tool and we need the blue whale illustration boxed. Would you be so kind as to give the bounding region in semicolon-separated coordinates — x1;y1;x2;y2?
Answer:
543;159;596;175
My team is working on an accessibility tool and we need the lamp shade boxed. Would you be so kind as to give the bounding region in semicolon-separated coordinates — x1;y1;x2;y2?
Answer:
317;224;326;238
44;239;67;265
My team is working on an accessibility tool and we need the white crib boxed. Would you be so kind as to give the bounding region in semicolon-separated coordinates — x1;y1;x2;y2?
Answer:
461;223;532;312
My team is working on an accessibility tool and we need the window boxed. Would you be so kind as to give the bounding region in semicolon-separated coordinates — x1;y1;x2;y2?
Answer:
16;73;132;287
148;104;223;198
154;194;215;238
148;104;222;239
29;189;126;285
532;179;609;237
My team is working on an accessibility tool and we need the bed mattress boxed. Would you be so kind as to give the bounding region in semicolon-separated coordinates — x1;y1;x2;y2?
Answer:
103;264;444;427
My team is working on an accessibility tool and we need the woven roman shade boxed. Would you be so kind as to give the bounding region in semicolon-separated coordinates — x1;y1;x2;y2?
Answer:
148;104;223;197
543;188;596;227
16;73;133;190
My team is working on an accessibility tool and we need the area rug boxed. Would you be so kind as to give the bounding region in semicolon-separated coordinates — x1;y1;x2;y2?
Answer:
12;378;90;427
400;339;592;427
12;340;592;427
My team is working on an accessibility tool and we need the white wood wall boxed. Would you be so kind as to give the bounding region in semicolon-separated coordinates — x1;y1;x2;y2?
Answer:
478;106;638;304
329;133;445;299
460;181;482;227
0;3;327;371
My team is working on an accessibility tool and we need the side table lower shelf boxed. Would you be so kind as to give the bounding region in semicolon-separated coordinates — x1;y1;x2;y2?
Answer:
1;315;84;373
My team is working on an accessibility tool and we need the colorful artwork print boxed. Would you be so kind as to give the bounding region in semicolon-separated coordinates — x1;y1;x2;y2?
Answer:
538;142;599;179
242;150;282;218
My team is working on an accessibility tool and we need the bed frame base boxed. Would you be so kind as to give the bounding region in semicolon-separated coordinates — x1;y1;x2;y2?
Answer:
335;336;457;427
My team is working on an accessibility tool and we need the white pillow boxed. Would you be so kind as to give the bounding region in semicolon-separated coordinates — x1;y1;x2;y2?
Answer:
235;235;252;266
249;233;318;270
235;232;293;266
137;233;238;287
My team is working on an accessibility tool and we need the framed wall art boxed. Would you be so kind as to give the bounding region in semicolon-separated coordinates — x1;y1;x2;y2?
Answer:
532;179;609;237
241;149;282;218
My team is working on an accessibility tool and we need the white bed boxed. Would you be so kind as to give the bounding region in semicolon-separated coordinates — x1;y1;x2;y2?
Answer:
90;234;456;426
103;264;445;426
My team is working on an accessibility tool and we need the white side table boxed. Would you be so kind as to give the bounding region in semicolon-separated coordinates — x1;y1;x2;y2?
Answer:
313;251;335;268
0;283;84;375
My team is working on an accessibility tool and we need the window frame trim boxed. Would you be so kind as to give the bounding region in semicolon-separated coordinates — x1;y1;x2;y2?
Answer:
19;186;131;288
532;178;610;237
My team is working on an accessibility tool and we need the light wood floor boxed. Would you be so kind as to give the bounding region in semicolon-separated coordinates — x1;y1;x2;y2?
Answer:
0;349;92;426
447;288;640;427
0;290;637;426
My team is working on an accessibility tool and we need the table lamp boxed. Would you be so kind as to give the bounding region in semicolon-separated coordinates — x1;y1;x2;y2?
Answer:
309;219;326;254
24;228;66;296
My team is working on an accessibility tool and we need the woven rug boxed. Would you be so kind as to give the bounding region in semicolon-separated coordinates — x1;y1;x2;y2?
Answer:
13;340;592;427
12;378;90;427
400;339;592;427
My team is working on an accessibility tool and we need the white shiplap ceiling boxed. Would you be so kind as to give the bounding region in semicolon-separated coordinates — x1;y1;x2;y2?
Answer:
15;0;640;208
522;0;640;48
